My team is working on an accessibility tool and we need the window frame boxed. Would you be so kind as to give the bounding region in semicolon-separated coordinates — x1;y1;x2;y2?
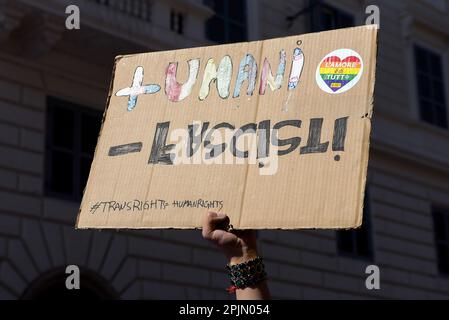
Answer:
45;96;102;202
412;43;449;129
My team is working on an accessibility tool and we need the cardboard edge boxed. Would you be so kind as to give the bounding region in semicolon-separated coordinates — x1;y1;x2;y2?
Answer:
74;226;362;231
76;226;204;230
75;55;124;229
99;25;375;73
354;26;379;229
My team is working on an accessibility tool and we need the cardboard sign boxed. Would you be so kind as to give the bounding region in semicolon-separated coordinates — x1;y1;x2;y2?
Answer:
76;25;378;230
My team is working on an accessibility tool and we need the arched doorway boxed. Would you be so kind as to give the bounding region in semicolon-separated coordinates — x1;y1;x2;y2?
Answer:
21;267;118;300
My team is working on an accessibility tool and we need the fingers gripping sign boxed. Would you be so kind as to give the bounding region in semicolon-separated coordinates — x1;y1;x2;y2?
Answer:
202;212;258;266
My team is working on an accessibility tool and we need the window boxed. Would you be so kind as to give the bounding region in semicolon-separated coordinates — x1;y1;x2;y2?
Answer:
337;188;373;260
204;0;247;43
94;0;152;22
414;46;448;129
170;9;184;34
45;97;102;201
432;207;449;274
311;3;354;32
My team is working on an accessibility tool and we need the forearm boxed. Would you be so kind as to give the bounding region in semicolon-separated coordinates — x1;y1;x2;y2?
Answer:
236;280;271;300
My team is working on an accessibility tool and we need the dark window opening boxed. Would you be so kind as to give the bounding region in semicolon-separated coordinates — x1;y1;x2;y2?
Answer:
414;46;448;129
337;188;374;260
311;3;354;32
170;9;184;34
204;0;247;43
432;207;449;275
45;97;102;201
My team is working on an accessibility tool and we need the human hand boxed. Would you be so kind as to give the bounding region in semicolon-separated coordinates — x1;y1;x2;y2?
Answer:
202;211;258;265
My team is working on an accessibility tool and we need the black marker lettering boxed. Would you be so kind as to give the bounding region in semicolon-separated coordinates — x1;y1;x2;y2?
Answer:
230;123;257;158
300;118;329;154
108;142;142;156
272;120;301;156
204;122;235;159
149;121;176;165
332;117;348;151
187;122;209;157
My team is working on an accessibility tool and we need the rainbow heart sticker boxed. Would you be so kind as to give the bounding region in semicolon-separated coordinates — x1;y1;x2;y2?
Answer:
315;49;364;94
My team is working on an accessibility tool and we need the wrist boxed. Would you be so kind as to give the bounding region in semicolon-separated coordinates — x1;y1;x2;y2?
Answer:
227;247;259;266
225;256;268;294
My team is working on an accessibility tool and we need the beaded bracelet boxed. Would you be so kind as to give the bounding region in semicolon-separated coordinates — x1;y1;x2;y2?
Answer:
225;256;267;293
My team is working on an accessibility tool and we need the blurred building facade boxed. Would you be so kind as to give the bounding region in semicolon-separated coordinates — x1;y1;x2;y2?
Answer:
0;0;449;299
